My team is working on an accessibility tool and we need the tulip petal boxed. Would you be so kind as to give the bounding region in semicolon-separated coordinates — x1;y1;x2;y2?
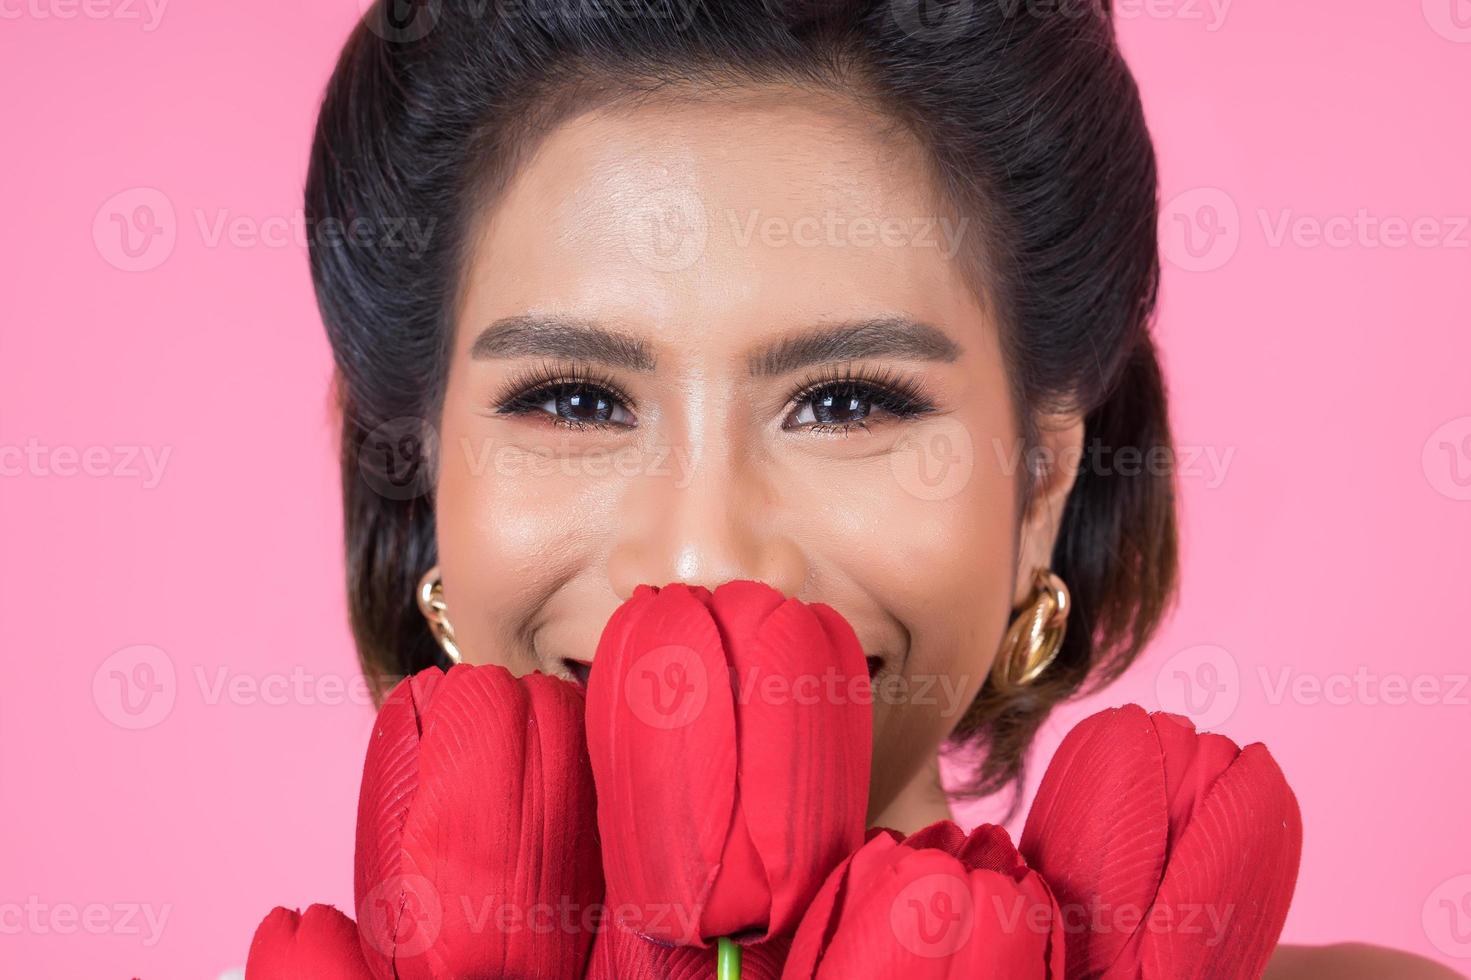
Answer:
700;582;791;939
246;904;372;980
919;821;1062;976
353;669;441;980
810;847;976;980
520;670;606;970
1017;872;1070;980
594;585;660;684
956;823;1032;879
1020;704;1169;977
943;869;1060;980
728;592;871;938
1130;743;1302;980
784;824;1062;979
1149;713;1241;853
354;663;605;977
587;583;738;945
586;916;792;980
904;820;967;856
385;665;601;979
782;831;905;979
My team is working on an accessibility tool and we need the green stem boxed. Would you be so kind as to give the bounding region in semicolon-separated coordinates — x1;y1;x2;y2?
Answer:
717;936;741;980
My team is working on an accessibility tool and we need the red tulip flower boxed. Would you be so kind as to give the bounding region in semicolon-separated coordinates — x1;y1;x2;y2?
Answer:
354;663;603;979
782;821;1067;978
585;916;792;979
585;581;873;946
1020;705;1302;979
245;904;371;980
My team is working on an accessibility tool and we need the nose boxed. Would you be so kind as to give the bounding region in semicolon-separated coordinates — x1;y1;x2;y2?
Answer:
605;440;808;601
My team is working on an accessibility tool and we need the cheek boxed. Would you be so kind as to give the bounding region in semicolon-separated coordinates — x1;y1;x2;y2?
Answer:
810;421;1019;813
432;417;620;670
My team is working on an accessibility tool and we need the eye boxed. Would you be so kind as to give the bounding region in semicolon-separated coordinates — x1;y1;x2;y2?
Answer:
523;383;633;427
790;381;881;427
784;368;935;434
494;364;636;431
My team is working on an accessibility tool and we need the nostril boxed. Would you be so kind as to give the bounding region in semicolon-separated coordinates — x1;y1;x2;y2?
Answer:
865;655;883;679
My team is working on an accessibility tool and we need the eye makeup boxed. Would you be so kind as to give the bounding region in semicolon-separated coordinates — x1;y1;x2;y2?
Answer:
781;362;938;435
492;360;639;432
489;358;939;435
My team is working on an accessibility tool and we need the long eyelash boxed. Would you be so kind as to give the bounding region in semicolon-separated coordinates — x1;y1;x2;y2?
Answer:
787;362;938;426
492;360;636;421
490;360;932;433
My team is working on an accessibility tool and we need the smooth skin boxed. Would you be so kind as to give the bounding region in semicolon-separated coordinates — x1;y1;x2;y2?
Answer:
431;88;1456;978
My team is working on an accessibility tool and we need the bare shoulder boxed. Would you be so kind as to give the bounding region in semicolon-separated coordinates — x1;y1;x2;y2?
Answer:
1266;943;1465;979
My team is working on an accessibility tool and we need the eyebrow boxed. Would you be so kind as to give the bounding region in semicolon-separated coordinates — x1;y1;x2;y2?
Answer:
469;314;962;375
471;315;657;371
747;317;962;376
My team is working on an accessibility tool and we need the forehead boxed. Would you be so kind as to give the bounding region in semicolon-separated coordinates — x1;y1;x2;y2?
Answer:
455;91;986;360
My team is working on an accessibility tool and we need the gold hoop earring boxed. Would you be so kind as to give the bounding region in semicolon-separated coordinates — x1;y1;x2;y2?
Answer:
992;567;1070;692
416;566;463;666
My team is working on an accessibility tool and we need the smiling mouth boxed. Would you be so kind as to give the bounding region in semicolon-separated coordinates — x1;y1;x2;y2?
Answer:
564;658;593;687
561;655;885;688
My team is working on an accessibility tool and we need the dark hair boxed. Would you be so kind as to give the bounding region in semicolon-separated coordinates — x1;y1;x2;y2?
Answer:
306;0;1179;803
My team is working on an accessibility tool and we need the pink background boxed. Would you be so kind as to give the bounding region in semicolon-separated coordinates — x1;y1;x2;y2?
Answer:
2;2;1468;976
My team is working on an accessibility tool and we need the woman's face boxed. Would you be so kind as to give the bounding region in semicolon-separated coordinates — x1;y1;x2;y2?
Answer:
435;90;1081;828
